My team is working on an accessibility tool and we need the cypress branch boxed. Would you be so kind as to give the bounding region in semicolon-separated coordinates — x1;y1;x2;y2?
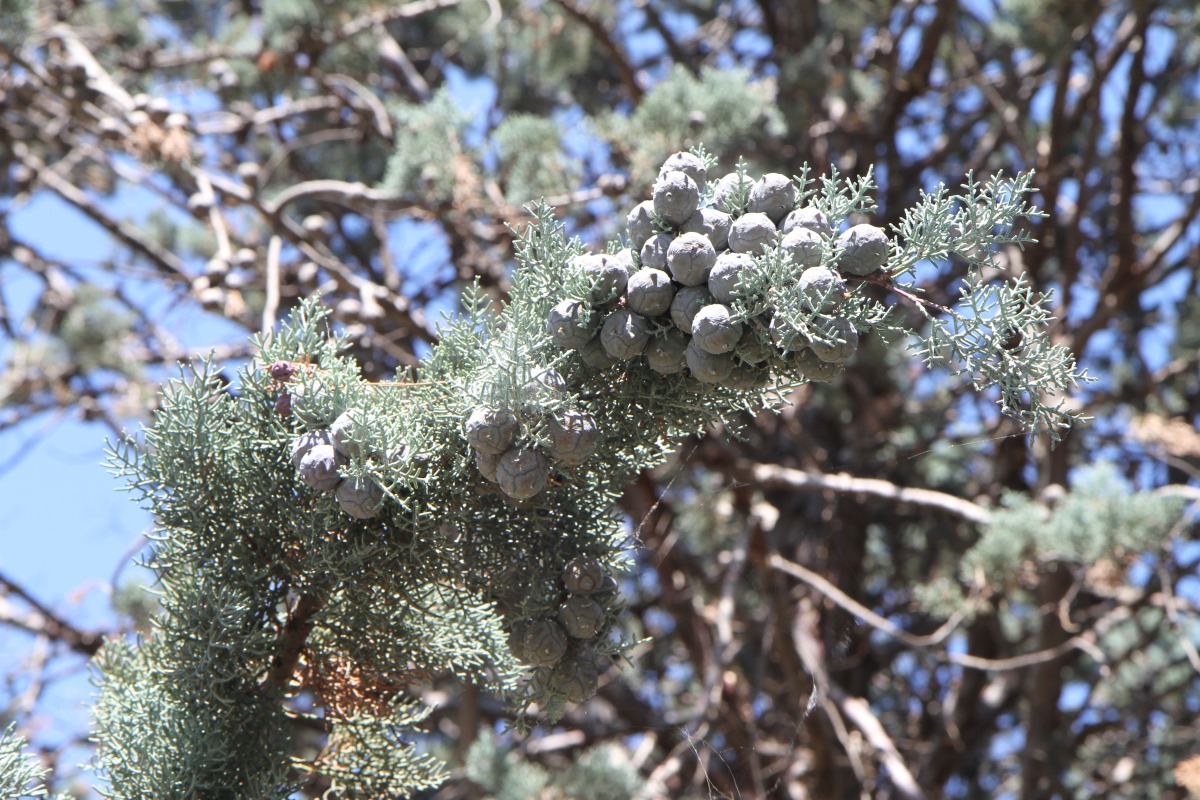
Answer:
93;146;1088;795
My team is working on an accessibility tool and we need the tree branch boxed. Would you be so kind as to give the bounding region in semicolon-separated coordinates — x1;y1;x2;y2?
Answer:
15;147;190;282
769;553;972;649
338;0;463;39
0;574;104;656
835;692;926;800
745;462;992;525
551;0;643;101
263;180;415;217
268;592;324;692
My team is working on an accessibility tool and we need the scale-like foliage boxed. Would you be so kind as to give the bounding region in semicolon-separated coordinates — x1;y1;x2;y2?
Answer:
91;638;296;800
0;724;53;799
600;67;786;185
318;702;448;800
465;730;642;800
962;464;1188;583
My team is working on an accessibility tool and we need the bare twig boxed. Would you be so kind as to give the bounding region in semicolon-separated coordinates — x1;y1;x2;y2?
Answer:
18;148;190;282
48;24;136;112
118;43;254;71
769;554;972;649
1154;484;1200;504
193;171;232;260
771;551;1120;674
948;636;1099;671
195;96;342;136
264;180;414;217
639;737;693;800
373;28;432;102
372;209;400;291
263;235;282;332
338;0;462;39
690;516;752;729
1156;564;1200;674
860;271;965;320
13;636;51;717
789;598;871;787
835;691;927;799
747;462;992;525
551;0;644;101
259;128;363;190
283;223;435;349
0;574;104;656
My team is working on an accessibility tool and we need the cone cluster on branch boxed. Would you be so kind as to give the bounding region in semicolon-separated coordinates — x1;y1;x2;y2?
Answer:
547;152;887;390
464;368;601;500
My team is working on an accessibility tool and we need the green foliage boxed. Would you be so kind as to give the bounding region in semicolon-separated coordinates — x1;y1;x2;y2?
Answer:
611;161;1085;437
454;2;598;116
1040;469;1185;562
493;113;579;203
465;731;550;800
100;289;636;791
0;0;34;50
315;581;520;690
601;66;786;184
513;204;794;440
262;0;318;36
96;315;342;794
0;724;50;799
899;172;1086;438
911;576;975;623
1092;604;1196;709
0;286;140;411
318;702;448;799
261;0;375;49
91;639;295;800
64;0;143;56
380;89;475;203
962;463;1188;584
1;0;1196;795
559;741;646;800
465;730;643;800
55;287;139;376
995;0;1094;55
110;581;158;631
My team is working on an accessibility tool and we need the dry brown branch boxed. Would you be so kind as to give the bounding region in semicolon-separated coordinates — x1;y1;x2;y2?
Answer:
17;148;190;282
835;693;926;800
1157;564;1200;675
47;24;137;112
1131;415;1200;460
0;574;104;656
195;96;342;136
551;0;643;101
263;235;282;332
789;598;874;791
267;592;325;693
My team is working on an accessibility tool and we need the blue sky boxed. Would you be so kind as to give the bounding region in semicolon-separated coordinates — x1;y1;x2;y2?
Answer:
2;194;153;601
0;189;247;605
